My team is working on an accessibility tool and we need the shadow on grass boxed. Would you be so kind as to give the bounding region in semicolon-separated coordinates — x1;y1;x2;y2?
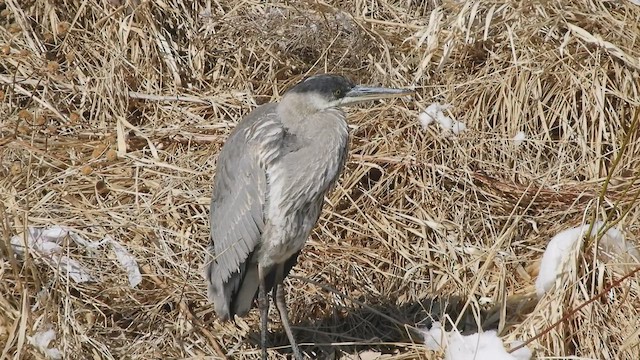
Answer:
245;289;538;359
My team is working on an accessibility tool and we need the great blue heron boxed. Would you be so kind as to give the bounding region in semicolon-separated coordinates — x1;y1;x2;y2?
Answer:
205;74;414;359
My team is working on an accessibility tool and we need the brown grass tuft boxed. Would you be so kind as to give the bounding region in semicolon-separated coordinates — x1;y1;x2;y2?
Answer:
1;0;639;359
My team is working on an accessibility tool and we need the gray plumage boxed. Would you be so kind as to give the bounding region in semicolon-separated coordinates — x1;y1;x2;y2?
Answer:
204;74;413;359
206;76;350;318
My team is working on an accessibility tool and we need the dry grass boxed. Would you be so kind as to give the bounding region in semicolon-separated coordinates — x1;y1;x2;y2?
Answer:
1;0;640;359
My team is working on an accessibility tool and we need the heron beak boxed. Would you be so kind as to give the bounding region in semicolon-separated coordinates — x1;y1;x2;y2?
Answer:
339;86;415;106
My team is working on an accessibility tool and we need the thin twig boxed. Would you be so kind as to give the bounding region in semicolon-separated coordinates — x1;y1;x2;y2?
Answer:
508;266;640;354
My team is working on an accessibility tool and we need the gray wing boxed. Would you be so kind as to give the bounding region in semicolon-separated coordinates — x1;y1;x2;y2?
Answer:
205;103;284;320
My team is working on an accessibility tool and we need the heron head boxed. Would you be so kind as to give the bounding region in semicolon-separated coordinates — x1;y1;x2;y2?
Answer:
283;74;414;112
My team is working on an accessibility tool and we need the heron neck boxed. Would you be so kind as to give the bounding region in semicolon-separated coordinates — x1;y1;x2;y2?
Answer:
277;93;332;129
277;99;346;139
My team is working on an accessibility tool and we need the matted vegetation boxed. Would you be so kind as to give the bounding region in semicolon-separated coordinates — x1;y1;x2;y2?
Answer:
1;0;640;358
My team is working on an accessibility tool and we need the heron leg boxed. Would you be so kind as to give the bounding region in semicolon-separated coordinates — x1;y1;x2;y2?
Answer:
257;266;269;360
274;265;303;360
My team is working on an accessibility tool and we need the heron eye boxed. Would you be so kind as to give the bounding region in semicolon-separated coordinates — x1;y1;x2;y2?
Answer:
333;89;343;98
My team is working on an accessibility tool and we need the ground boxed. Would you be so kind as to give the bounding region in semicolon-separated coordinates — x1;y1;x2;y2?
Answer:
1;0;640;359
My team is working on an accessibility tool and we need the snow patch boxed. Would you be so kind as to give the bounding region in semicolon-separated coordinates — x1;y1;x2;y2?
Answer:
535;221;632;298
418;103;466;135
421;322;532;360
11;226;141;287
513;131;526;146
28;328;62;359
